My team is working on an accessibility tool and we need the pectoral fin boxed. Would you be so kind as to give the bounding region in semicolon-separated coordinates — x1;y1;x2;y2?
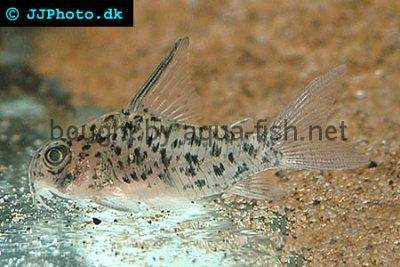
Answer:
226;170;286;200
92;196;142;212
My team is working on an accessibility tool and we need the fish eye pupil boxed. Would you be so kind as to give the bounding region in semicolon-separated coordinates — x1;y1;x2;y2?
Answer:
46;147;64;165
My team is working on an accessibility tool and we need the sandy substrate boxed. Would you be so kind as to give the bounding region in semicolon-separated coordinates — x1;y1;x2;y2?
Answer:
31;0;399;265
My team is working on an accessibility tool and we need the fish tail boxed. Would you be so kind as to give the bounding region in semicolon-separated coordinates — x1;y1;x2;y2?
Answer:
268;65;368;170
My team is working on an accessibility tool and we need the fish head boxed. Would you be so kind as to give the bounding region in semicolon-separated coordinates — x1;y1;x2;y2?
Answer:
28;138;91;204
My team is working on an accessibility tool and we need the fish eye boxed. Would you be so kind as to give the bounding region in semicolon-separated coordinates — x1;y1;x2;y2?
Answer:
44;144;69;167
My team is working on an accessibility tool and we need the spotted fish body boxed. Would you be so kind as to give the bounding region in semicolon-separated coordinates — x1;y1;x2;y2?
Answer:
28;37;367;209
72;112;281;198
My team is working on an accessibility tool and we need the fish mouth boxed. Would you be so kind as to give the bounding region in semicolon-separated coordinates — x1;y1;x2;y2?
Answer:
29;176;70;210
28;153;48;209
38;183;70;201
28;150;56;210
28;149;72;211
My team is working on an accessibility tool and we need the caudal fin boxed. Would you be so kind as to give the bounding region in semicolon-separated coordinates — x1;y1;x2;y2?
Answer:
270;65;368;170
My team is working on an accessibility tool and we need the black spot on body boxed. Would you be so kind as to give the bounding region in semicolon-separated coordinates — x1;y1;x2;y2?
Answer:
130;172;139;181
184;152;199;176
114;145;121;156
134;115;143;121
152;142;160;153
127;138;134;149
160;148;171;168
133;147;146;164
150;116;160;122
237;162;249;174
77;134;84;141
146;134;154;147
243;143;256;157
125;121;133;130
185;166;196;176
194;179;206;189
158;172;172;184
82;142;91;150
213;163;225;176
117;160;124;169
130;124;140;136
211;142;222;157
192;135;201;146
261;153;270;163
78;151;89;160
183;184;194;190
154;161;159;168
140;168;153;181
184;152;199;165
121;129;128;141
94;132;107;144
171;139;178;148
228;152;234;163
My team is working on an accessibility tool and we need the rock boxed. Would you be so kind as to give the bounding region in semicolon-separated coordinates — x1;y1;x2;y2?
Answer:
355;90;365;99
368;161;378;168
92;217;102;225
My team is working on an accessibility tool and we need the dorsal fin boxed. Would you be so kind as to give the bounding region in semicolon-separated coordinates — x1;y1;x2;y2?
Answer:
124;37;201;123
229;117;251;129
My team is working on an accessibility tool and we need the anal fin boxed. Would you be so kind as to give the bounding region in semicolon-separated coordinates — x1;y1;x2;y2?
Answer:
226;170;286;200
